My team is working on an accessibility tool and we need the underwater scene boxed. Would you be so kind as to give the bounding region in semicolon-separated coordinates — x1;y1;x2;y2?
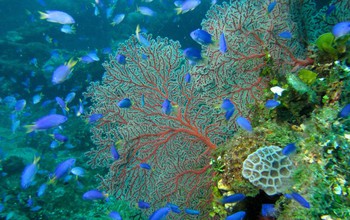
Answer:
0;0;349;219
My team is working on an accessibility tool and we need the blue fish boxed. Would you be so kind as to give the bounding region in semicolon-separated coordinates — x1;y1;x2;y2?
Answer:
41;99;52;107
339;104;350;118
279;31;292;39
50;140;59;149
289;192;310;208
219;32;227;53
51;58;77;85
118;98;132;108
175;0;201;14
184;208;200;215
50;158;76;183
30;205;42;212
15;99;26;112
65;92;76;103
71;167;85;177
138;200;150;209
76;99;84;117
236;116;253;132
183;48;202;61
284;193;293;199
149;207;171;220
83;189;108;201
39;10;75;24
282;143;296;156
116;54;126;65
221;193;245;204
225;109;234;121
325;4;335;17
267;1;277;14
138;6;156;16
139;163;151;170
53;133;68;143
185;73;191;83
32;94;43;104
221;98;235;111
166;203;181;213
226;211;246;220
102;47;112;54
265;99;280;109
138;34;151;47
136;25;150;47
109;211;122;220
80;54;97;64
21;157;40;189
261;204;275;217
24;114;67;133
111;145;120;160
56;96;69;112
162;99;172;115
111;13;125;26
27;196;34;207
37;183;47;197
190;29;212;45
89;113;103;123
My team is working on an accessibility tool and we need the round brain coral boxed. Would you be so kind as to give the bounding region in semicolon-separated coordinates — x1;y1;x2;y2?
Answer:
242;146;294;195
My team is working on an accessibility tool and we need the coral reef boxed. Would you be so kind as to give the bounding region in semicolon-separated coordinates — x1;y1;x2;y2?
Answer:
85;35;237;217
242;146;294;196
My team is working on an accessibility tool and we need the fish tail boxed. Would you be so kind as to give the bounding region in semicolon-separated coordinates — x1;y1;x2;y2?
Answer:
136;24;141;34
33;156;41;165
114;140;122;148
175;7;182;15
104;192;109;198
213;104;221;109
67;58;78;68
38;11;48;19
135;25;141;41
24;125;35;133
47;176;57;185
70;25;76;34
208;40;218;50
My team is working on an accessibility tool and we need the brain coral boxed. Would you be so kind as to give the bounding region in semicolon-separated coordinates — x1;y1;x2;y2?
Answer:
242;146;294;195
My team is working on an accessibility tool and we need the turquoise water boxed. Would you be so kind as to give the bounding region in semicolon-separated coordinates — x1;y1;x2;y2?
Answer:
0;0;349;219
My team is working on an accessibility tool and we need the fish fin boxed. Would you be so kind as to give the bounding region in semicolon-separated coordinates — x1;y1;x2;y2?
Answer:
47;177;57;185
103;192;110;202
67;58;78;68
175;7;182;15
33;156;41;164
38;11;48;19
24;125;35;133
208;40;218;50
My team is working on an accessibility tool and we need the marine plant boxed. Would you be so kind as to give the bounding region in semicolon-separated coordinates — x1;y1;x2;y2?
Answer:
85;35;236;218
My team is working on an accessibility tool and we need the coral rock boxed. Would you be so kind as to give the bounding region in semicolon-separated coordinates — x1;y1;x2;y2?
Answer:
242;146;294;195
